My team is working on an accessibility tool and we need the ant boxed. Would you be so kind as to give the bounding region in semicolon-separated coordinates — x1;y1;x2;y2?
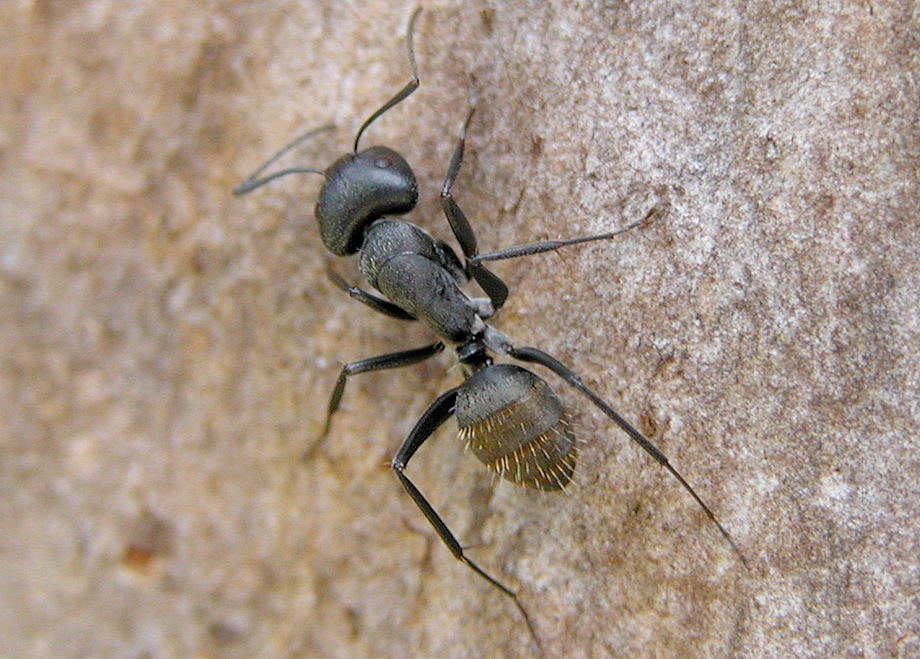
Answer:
234;7;747;646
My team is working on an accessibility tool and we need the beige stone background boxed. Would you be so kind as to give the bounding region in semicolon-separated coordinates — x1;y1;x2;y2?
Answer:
2;1;918;657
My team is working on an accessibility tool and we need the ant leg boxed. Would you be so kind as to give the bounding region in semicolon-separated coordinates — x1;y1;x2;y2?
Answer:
327;271;416;321
304;342;444;459
471;208;656;264
440;107;480;256
391;389;540;646
440;108;509;309
233;124;333;195
507;345;749;568
352;7;423;152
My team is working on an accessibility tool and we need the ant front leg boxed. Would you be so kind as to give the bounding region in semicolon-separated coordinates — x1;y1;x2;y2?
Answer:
442;109;655;305
304;342;444;460
391;388;540;646
327;271;416;321
440;108;509;310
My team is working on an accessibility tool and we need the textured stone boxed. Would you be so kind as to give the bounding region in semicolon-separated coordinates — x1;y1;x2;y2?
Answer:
2;1;917;657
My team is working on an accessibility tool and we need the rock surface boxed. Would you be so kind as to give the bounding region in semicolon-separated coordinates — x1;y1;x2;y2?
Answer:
2;1;917;657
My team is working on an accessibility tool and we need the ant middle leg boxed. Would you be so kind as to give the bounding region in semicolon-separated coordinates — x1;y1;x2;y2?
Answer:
471;207;656;264
304;342;444;460
441;108;655;307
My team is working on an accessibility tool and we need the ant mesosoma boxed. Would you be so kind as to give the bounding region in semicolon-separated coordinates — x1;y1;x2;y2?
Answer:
235;7;747;645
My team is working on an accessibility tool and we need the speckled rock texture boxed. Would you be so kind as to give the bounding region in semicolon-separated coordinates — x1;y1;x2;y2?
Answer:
2;1;917;657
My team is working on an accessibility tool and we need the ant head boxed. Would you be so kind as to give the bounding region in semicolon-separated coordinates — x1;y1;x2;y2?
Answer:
315;146;418;255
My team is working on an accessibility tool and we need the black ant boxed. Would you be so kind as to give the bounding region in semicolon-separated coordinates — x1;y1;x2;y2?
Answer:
234;7;747;646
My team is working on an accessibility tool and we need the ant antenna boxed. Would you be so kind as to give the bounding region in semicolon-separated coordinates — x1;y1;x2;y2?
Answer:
233;124;332;195
352;7;422;152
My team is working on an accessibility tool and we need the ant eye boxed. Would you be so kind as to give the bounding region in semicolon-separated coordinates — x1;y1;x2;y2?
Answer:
374;156;393;168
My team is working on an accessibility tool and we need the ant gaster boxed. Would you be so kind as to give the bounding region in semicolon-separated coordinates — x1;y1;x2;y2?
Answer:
235;7;747;644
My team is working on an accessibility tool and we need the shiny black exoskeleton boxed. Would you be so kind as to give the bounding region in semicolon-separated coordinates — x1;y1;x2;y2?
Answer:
234;7;746;645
